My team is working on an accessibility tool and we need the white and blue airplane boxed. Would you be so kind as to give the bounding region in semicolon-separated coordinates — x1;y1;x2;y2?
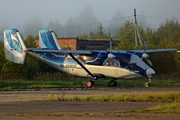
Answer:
4;29;177;88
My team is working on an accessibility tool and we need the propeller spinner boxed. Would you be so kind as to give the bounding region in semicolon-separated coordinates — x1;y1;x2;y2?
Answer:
141;39;153;66
103;39;118;66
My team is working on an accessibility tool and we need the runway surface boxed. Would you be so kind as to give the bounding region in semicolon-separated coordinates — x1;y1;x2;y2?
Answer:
0;101;164;114
0;88;180;120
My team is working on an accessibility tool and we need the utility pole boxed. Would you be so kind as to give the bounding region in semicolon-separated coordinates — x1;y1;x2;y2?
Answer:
134;9;138;46
134;9;142;46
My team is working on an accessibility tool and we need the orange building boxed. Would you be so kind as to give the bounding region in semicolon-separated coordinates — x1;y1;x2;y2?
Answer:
35;37;118;50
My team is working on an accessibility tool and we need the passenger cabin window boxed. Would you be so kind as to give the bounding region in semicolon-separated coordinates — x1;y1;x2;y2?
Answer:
80;54;97;61
106;59;120;67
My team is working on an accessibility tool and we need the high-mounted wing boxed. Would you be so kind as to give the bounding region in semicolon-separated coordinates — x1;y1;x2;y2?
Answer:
127;48;177;53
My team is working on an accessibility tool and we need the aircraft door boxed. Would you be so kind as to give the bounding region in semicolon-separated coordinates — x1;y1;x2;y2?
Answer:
103;59;120;77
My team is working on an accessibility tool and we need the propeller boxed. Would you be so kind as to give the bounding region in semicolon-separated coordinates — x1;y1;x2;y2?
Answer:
141;39;153;66
103;39;118;66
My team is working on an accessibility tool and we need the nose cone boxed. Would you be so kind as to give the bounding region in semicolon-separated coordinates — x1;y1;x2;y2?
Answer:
146;68;155;77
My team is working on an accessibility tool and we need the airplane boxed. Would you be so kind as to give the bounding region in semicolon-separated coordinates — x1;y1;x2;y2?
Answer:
4;28;177;88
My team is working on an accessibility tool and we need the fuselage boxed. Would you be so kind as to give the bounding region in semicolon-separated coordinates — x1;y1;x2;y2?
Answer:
28;51;152;79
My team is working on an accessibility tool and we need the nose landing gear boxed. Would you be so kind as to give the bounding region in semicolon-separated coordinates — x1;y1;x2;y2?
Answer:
144;78;151;88
107;79;118;87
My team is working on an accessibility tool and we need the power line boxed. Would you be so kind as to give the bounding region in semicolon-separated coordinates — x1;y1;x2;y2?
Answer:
0;16;132;37
137;15;180;21
53;16;132;31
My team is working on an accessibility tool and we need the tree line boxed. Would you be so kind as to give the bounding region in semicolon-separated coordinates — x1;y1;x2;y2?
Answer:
0;19;180;80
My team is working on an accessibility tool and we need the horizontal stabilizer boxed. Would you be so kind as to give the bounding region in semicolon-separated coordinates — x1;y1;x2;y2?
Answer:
24;48;92;55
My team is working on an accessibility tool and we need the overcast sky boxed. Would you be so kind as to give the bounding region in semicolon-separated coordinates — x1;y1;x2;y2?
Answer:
0;0;180;35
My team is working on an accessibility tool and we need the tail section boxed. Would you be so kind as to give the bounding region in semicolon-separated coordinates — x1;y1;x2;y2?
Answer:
4;29;27;64
39;29;62;50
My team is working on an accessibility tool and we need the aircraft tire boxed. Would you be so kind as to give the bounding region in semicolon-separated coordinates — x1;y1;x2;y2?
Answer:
144;82;150;88
86;80;94;88
109;80;117;87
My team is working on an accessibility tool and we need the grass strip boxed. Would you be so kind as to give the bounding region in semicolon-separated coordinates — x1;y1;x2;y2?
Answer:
32;92;180;103
137;102;180;114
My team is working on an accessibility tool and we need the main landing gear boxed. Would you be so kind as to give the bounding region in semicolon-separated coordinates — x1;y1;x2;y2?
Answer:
84;79;118;88
144;78;152;88
84;80;96;88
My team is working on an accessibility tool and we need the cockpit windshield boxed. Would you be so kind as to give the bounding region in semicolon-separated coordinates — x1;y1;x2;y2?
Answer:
130;54;150;70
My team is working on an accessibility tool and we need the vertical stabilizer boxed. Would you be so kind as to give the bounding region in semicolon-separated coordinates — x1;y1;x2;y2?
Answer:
4;29;27;64
39;29;62;50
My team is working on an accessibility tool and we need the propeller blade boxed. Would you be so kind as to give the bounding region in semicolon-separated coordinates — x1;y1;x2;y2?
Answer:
146;59;153;66
112;59;118;66
110;39;112;53
144;39;147;53
142;39;153;66
103;57;110;65
115;45;119;53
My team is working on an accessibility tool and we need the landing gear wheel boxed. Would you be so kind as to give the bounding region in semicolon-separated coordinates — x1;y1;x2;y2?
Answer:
109;80;117;87
144;82;150;88
86;80;94;88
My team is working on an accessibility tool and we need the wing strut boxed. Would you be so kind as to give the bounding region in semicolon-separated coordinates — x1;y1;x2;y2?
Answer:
68;53;98;80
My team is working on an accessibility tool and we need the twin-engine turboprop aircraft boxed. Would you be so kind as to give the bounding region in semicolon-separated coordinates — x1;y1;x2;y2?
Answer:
4;29;177;88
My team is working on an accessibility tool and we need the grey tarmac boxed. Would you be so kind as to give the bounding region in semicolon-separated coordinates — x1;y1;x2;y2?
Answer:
0;113;180;120
0;88;180;120
0;101;165;114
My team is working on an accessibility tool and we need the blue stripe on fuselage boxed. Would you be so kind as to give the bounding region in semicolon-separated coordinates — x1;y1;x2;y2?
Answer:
37;52;77;64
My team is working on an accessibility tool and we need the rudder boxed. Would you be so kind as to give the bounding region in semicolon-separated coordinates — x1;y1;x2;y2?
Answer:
4;29;27;64
39;29;62;50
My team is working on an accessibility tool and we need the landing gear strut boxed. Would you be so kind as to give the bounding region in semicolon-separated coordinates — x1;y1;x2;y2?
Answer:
144;78;151;88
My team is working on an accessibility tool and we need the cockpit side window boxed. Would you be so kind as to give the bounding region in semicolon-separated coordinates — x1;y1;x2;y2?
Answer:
122;59;130;66
115;53;131;67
